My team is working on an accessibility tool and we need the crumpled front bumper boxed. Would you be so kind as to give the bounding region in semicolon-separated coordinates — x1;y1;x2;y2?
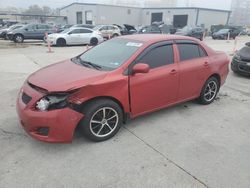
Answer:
16;82;84;143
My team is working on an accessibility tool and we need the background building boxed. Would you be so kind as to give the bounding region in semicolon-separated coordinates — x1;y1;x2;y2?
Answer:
144;0;177;7
229;0;250;26
60;2;231;30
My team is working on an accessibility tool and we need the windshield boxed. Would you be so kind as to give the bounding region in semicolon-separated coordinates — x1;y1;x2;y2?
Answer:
93;25;103;30
76;39;143;71
218;29;229;34
61;29;70;33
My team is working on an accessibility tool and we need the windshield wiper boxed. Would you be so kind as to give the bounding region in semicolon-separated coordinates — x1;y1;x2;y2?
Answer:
72;57;102;70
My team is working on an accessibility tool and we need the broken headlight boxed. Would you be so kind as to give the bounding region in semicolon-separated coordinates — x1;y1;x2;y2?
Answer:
36;94;68;111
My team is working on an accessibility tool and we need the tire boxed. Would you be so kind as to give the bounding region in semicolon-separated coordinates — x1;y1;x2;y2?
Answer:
90;37;98;46
79;99;123;142
56;38;66;47
14;34;24;43
3;33;7;40
198;77;220;105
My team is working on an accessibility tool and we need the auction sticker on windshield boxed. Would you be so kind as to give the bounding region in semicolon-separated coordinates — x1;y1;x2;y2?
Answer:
126;42;143;47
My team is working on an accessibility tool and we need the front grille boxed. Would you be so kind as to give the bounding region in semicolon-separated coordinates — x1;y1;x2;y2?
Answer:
22;92;32;104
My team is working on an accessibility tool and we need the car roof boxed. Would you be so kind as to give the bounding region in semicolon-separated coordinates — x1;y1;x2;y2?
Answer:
119;34;200;44
70;27;93;31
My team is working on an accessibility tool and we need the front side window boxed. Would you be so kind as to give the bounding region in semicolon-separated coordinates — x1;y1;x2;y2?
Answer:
137;45;174;69
177;43;207;61
37;25;47;30
70;29;80;34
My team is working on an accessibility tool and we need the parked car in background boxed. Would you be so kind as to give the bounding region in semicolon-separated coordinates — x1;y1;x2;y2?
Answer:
212;28;240;40
72;24;95;29
138;25;162;34
16;35;229;143
93;25;121;38
7;23;56;43
47;27;103;46
175;26;205;41
231;42;250;76
57;24;73;33
113;24;137;35
0;24;24;39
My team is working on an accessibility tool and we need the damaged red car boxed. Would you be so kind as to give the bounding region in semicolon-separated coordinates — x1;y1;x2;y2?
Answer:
16;34;229;143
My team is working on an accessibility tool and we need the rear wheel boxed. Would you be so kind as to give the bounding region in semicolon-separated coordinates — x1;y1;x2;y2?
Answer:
79;99;123;142
56;38;66;47
90;37;98;46
14;34;24;43
198;77;220;105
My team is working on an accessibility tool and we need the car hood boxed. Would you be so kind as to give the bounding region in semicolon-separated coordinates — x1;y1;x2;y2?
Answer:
28;59;108;92
0;28;8;33
238;45;250;61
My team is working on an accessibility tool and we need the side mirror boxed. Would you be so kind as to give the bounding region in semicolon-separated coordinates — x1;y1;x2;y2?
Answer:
132;63;150;74
25;28;28;31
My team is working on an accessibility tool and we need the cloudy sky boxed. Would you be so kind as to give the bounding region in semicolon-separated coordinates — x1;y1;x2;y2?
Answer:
0;0;232;10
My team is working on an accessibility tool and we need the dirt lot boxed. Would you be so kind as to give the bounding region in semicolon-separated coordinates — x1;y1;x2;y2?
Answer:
0;37;250;188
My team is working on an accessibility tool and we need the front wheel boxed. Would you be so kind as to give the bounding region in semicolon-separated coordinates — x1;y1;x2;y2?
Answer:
198;77;220;105
14;34;24;43
56;38;66;47
79;99;123;142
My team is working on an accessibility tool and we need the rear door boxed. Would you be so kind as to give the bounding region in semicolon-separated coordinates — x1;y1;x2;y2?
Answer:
36;24;48;39
129;41;179;117
176;40;211;101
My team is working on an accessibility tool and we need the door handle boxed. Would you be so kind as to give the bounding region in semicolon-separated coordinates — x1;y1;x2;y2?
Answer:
170;69;177;74
204;62;209;67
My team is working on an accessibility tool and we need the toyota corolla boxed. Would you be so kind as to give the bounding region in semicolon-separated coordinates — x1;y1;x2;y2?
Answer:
16;34;229;143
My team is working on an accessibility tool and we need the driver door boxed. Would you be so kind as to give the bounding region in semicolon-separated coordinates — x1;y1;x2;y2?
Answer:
129;42;179;117
67;29;81;44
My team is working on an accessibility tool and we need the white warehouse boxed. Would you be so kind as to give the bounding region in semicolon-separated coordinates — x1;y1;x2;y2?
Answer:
60;3;231;30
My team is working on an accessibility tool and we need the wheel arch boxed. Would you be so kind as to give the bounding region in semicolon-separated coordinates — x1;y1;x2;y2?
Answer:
209;73;221;87
78;96;127;121
56;37;66;44
14;33;24;38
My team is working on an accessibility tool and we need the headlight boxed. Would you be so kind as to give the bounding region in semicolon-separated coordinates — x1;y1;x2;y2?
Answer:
234;53;241;60
36;94;68;111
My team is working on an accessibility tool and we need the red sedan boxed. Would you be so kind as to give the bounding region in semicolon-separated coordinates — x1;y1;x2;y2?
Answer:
16;34;229;143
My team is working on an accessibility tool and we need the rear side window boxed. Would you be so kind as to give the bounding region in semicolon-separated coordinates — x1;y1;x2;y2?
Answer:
138;45;174;68
177;43;207;61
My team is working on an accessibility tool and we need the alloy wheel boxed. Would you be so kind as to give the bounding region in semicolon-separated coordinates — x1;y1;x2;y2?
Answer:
204;81;218;102
90;107;119;138
16;35;23;43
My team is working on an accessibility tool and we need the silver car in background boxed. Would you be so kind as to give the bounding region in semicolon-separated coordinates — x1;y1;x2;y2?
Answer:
48;27;104;46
